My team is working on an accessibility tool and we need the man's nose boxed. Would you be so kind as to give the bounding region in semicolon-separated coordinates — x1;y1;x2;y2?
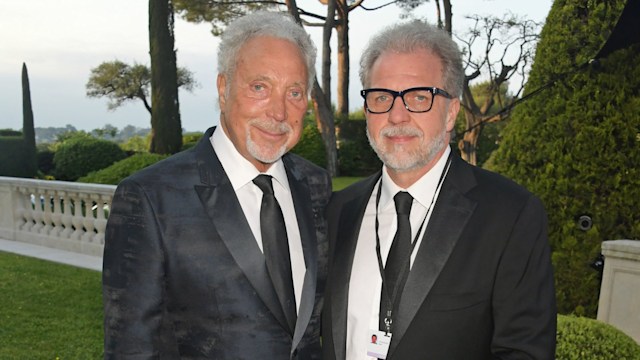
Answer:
267;92;287;121
388;96;410;124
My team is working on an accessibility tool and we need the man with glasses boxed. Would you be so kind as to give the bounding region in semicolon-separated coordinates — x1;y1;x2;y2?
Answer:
321;20;556;360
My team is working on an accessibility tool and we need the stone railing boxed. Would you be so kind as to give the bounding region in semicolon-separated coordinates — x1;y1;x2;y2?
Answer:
597;239;640;344
0;176;116;257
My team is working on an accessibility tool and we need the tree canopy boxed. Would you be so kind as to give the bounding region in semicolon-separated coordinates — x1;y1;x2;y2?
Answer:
86;60;196;115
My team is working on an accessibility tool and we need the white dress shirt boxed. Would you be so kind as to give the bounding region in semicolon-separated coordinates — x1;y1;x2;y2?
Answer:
210;127;306;313
346;146;452;359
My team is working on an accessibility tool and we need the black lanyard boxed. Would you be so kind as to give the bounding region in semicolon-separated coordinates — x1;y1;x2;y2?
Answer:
374;153;452;334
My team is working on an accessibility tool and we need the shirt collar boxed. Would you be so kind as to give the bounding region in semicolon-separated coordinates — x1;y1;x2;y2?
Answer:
379;146;451;210
210;126;289;193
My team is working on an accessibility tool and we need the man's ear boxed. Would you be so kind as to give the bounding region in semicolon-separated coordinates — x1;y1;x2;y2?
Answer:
446;97;461;132
217;74;227;109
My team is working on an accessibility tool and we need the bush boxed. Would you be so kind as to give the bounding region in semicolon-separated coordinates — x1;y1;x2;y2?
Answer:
337;119;381;176
36;149;55;176
556;315;640;359
486;0;640;316
0;136;36;178
291;124;326;168
53;136;126;181
0;129;22;137
78;152;169;185
120;135;150;153
182;132;203;151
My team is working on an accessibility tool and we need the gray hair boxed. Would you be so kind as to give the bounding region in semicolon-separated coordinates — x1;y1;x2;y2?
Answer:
359;20;464;98
218;11;317;93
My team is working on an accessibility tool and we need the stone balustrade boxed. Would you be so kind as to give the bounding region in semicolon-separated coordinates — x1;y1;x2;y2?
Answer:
0;176;116;257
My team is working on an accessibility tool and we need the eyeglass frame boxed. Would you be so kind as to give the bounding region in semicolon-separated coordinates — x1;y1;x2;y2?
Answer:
360;86;454;114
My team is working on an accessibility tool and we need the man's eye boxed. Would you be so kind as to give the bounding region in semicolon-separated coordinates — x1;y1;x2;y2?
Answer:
375;95;390;103
290;90;302;98
252;84;265;91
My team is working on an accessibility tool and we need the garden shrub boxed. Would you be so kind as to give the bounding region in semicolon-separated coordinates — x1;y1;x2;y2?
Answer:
337;119;381;176
181;132;203;151
556;315;640;360
291;124;326;169
120;135;150;153
53;136;126;181
78;152;169;185
36;149;55;176
486;0;640;316
0;129;22;137
0;136;33;177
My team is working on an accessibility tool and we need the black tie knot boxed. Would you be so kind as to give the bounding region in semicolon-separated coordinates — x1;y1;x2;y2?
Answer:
394;191;413;216
253;174;274;195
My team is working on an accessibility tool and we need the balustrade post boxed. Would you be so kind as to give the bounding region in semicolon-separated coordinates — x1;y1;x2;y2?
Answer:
49;190;64;237
40;189;54;235
30;188;44;234
82;195;97;243
14;186;30;231
94;194;110;246
70;193;85;241
60;191;74;239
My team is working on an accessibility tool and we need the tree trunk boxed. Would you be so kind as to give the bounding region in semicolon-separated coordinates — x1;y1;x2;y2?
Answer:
336;0;350;118
21;63;37;177
312;79;338;176
149;0;183;154
458;111;481;165
322;0;336;106
287;0;339;176
443;0;452;34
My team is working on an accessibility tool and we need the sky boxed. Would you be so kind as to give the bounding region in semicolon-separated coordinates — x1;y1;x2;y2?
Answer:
0;0;553;133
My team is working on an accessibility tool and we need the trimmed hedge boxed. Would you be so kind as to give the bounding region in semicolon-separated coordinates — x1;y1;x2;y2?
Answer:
182;132;203;151
291;124;327;169
53;137;126;181
0;136;35;178
78;152;169;185
337;119;381;176
556;315;640;359
486;0;640;316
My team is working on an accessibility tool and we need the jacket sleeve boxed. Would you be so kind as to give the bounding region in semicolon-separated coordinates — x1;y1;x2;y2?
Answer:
103;179;176;359
491;194;557;359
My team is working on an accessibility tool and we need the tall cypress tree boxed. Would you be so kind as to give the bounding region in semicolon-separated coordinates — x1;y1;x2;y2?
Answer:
149;0;182;154
487;0;640;316
22;62;37;177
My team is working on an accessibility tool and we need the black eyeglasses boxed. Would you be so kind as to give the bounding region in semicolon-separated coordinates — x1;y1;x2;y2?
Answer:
361;86;453;114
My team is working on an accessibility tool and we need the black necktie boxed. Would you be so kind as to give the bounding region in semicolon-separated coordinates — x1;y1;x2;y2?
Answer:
253;174;297;335
380;191;413;331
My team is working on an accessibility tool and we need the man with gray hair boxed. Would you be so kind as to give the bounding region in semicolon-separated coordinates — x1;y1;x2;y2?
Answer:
322;20;556;359
103;11;331;359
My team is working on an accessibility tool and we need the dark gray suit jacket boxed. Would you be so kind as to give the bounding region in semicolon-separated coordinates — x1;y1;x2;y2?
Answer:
103;127;331;359
322;155;556;360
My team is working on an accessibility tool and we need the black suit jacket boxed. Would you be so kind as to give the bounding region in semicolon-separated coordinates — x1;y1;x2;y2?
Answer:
322;155;556;360
103;127;331;359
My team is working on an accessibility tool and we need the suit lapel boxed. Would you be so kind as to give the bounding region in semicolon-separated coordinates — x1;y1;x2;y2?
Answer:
284;156;317;351
331;173;381;360
388;157;477;357
193;127;290;333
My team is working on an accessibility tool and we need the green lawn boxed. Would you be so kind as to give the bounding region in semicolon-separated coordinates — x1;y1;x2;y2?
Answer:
0;252;103;359
332;176;362;190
